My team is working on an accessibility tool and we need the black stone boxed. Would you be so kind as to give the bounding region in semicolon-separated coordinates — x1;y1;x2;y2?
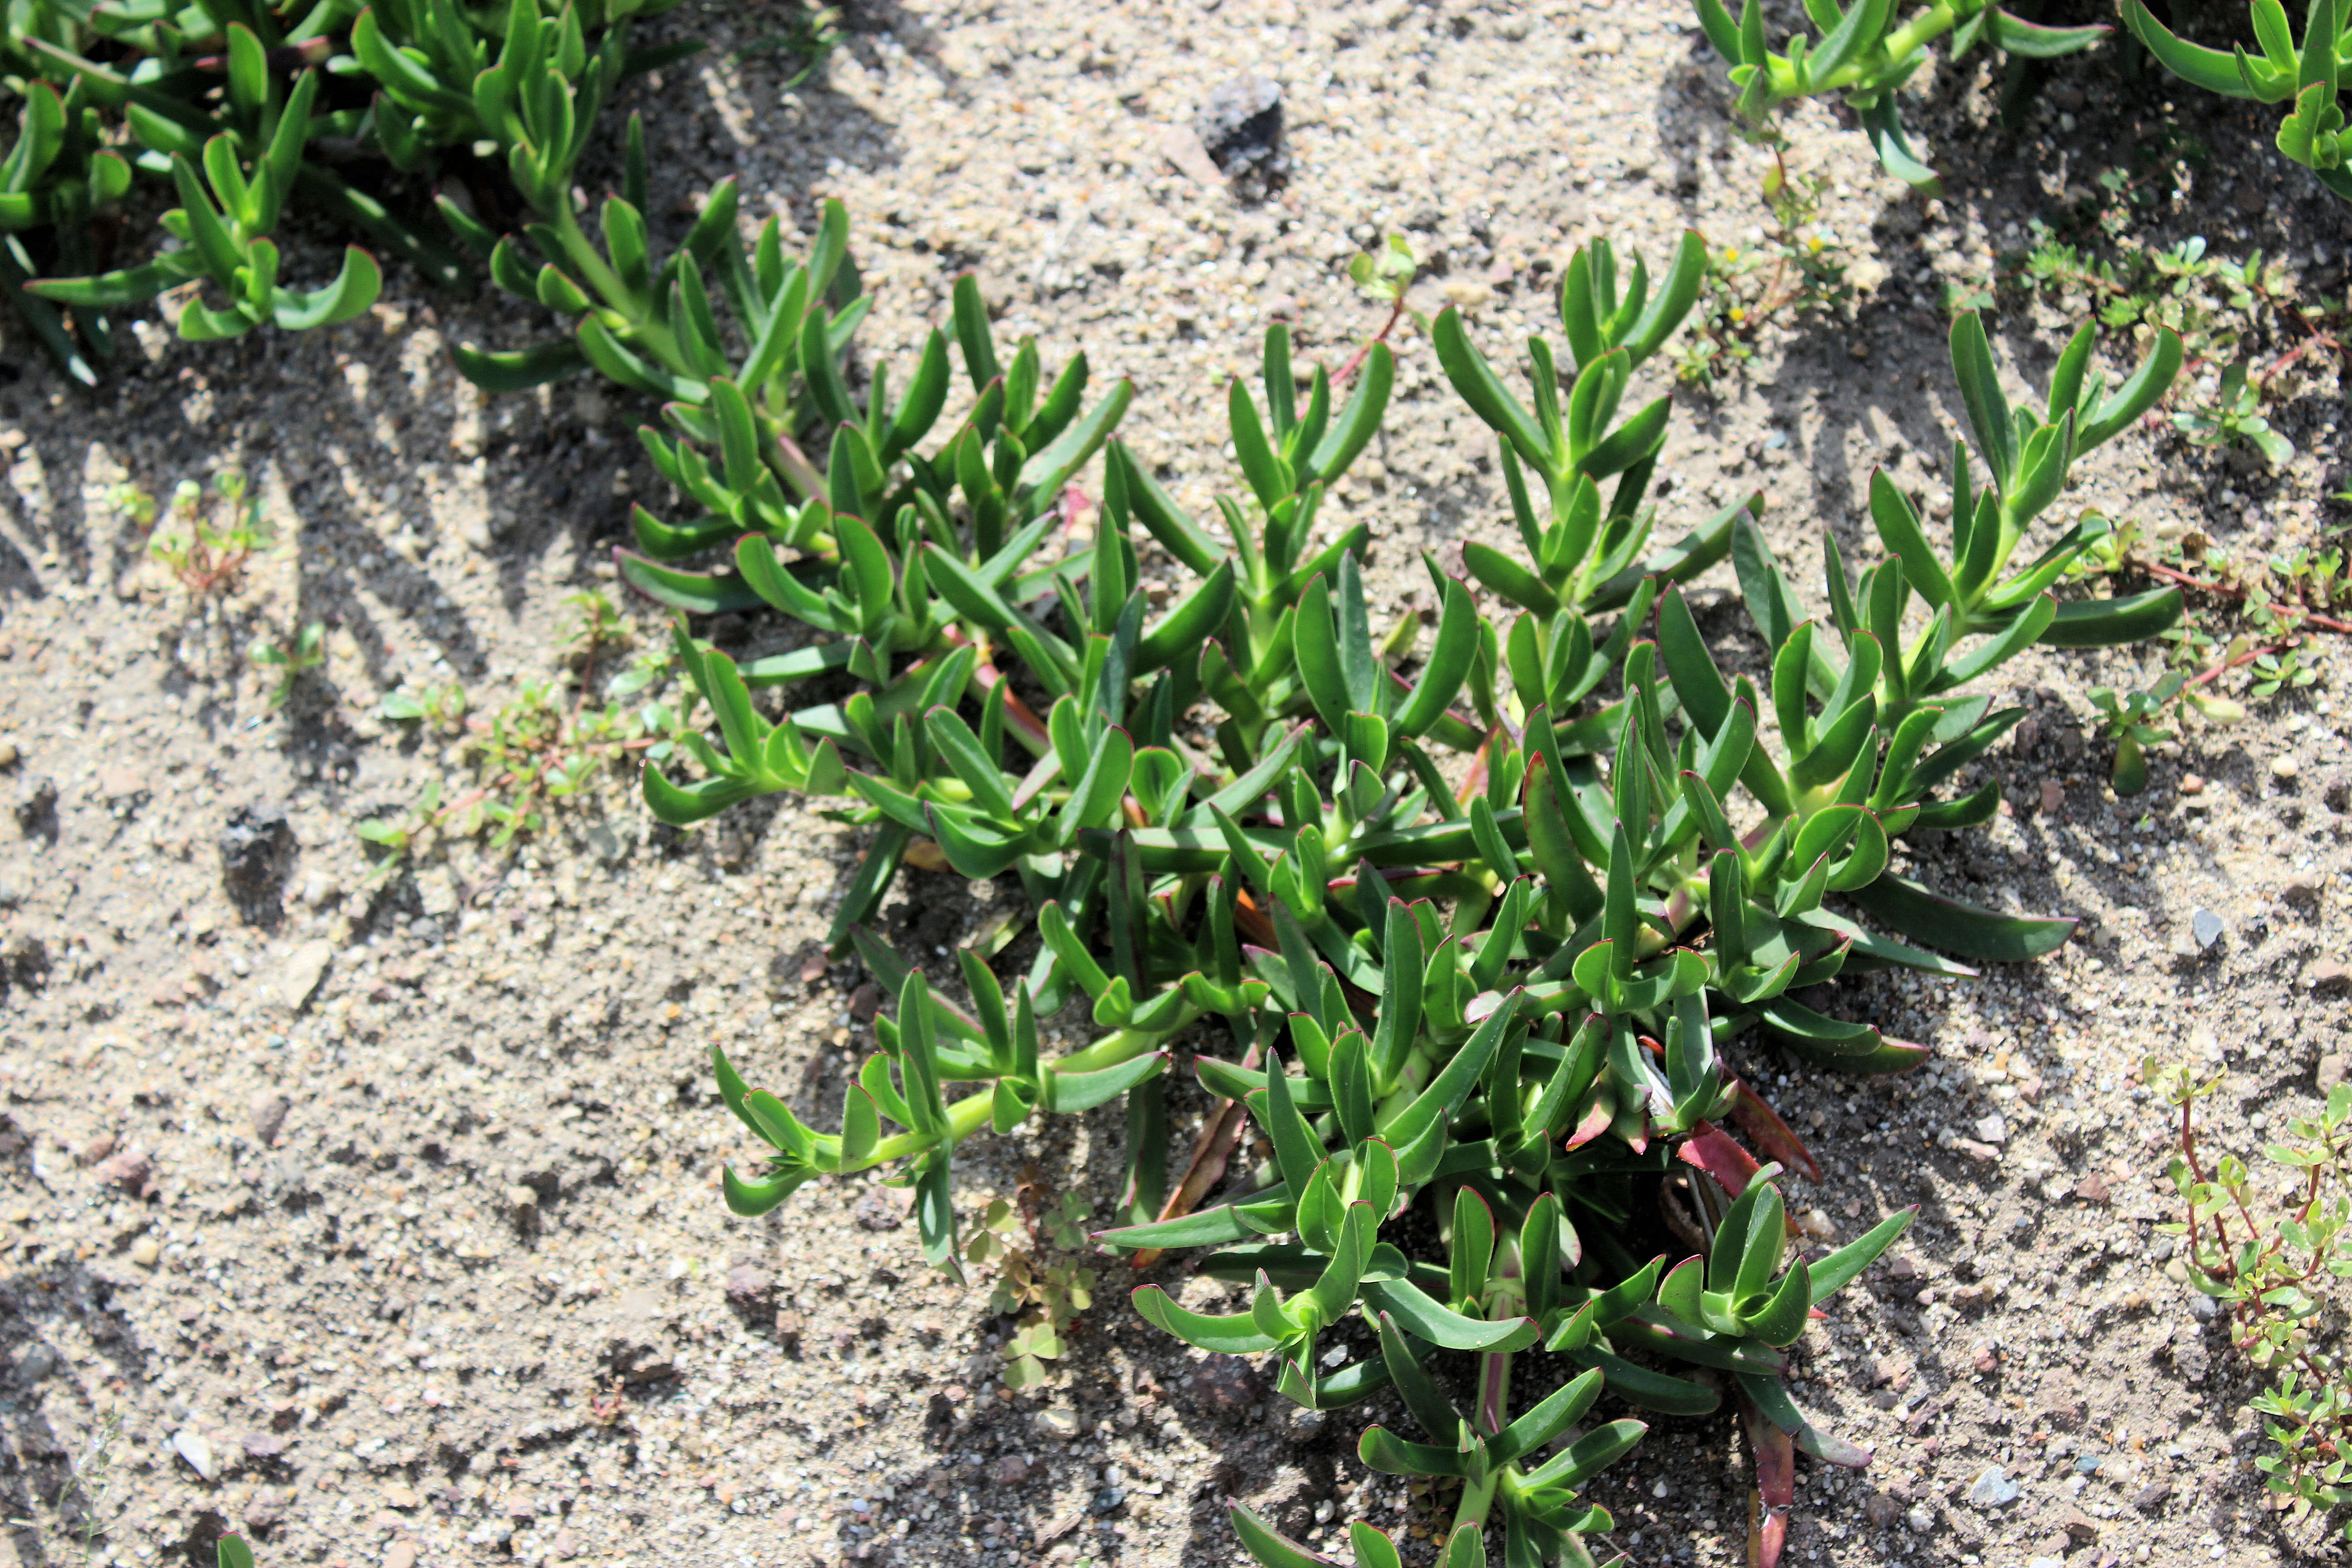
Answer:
218;803;295;923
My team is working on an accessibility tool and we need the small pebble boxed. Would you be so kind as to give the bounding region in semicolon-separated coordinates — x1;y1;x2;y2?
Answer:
129;1235;161;1268
173;1427;216;1480
2191;909;2225;951
1965;1467;2019;1507
2180;774;2205;796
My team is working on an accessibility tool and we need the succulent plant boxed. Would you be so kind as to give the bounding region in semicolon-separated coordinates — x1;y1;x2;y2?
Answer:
656;216;2181;1567
2124;0;2352;201
1691;0;2108;191
3;0;688;373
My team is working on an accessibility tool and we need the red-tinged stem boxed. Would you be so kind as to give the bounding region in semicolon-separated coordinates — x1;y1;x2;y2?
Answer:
2187;640;2294;690
772;431;827;500
941;627;1053;749
1130;1032;1267;1272
1337;290;1409;386
1476;1236;1525;1437
2129;556;2352;637
1457;730;1497;809
1741;1390;1795;1568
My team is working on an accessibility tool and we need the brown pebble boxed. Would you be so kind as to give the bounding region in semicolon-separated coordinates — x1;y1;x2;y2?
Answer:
724;1263;773;1304
2180;774;2205;796
94;1147;152;1196
78;1132;115;1165
250;1094;289;1146
996;1455;1031;1484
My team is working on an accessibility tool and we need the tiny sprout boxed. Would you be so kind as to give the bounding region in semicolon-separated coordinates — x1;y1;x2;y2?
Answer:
250;622;326;710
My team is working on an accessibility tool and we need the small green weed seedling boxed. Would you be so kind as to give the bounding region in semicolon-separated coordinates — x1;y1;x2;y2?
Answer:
2153;1057;2352;1540
127;472;270;599
362;593;694;866
5;1411;126;1565
1677;163;1854;388
735;0;843;79
249;620;324;710
965;1167;1097;1391
2087;675;2185;794
2174;361;2296;464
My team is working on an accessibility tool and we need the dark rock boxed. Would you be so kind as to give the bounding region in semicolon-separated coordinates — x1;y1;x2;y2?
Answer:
12;775;55;830
853;1189;904;1231
249;1094;289;1146
1193;1354;1262;1413
1193;76;1284;180
217;804;295;923
2132;1480;2172;1511
2325;773;2352;813
2312;960;2352;999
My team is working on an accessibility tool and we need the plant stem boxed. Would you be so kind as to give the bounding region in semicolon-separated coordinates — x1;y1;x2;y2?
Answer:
2130;555;2352;636
2187;639;2294;690
1338;290;1409;386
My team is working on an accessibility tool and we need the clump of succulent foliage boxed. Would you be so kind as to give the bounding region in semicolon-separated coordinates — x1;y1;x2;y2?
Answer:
0;2;2213;1561
1691;0;2108;191
621;208;2183;1568
0;0;699;379
2124;0;2352;202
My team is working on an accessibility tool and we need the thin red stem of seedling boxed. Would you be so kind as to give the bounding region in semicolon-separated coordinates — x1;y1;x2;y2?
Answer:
2131;556;2352;637
2186;639;2294;690
1337;290;1408;386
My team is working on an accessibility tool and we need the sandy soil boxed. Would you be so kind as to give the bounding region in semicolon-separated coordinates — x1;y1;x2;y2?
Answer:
0;2;2348;1568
